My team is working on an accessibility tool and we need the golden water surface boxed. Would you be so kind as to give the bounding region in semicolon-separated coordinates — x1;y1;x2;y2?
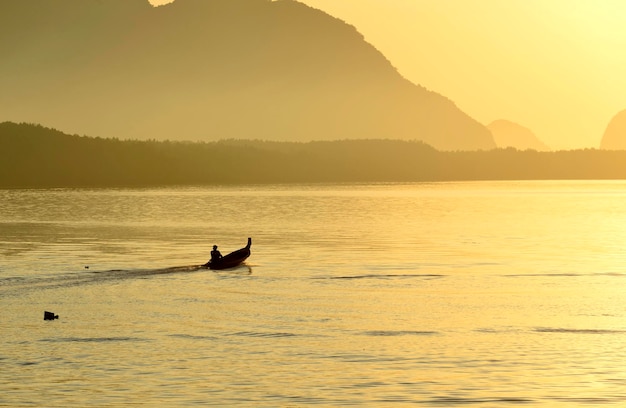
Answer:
1;181;626;406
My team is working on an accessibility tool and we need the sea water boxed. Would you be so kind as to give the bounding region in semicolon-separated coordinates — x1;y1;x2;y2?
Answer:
1;181;626;406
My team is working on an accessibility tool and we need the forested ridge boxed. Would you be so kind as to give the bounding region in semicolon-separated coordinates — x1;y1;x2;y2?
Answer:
1;122;626;188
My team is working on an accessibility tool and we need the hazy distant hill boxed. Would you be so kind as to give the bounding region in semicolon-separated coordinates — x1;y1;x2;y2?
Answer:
487;120;550;151
0;0;494;151
3;122;626;188
600;109;626;150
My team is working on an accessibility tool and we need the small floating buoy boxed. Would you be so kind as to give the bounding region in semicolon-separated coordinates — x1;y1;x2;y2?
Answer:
44;311;58;320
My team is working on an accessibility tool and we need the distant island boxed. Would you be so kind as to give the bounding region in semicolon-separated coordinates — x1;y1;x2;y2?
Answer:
601;110;626;150
2;122;626;188
487;120;550;151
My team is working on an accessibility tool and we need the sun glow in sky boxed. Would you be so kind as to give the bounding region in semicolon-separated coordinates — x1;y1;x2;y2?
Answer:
149;0;626;150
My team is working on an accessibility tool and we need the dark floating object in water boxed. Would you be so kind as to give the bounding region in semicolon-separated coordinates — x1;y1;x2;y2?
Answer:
203;238;251;270
44;311;59;320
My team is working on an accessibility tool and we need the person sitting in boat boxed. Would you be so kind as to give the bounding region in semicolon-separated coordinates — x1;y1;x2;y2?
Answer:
210;245;222;262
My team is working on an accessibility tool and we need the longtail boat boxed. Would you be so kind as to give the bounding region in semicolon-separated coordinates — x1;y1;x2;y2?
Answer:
204;238;251;270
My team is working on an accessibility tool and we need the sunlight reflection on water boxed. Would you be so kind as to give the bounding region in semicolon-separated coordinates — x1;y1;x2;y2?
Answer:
2;181;626;406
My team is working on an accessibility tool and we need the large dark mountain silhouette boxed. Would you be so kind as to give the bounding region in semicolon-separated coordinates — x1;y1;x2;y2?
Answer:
0;0;495;150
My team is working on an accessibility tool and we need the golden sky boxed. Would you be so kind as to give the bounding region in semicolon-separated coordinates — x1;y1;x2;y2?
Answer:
149;0;626;150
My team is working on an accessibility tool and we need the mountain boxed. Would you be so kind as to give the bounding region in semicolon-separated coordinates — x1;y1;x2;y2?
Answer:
0;0;495;151
600;109;626;150
487;120;550;151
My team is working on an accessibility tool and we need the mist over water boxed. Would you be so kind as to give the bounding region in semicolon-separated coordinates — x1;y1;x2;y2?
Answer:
2;181;626;406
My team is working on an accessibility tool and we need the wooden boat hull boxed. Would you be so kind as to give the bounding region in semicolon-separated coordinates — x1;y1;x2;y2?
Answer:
204;238;251;270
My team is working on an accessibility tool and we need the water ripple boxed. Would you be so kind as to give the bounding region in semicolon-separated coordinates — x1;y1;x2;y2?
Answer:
322;274;445;280
535;327;626;334
506;272;626;278
39;336;147;343
167;334;218;341
0;265;206;295
550;396;626;404
362;330;438;337
228;331;298;338
425;396;534;405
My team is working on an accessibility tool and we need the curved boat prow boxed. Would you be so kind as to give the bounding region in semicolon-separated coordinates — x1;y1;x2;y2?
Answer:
204;238;252;270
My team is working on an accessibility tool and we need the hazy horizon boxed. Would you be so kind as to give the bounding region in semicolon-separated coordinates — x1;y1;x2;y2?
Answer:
150;0;626;150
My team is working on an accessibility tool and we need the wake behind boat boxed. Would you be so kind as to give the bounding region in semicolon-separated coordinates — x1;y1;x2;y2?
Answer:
203;238;251;270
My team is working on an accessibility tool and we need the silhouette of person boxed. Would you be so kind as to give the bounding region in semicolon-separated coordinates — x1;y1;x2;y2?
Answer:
211;245;222;262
